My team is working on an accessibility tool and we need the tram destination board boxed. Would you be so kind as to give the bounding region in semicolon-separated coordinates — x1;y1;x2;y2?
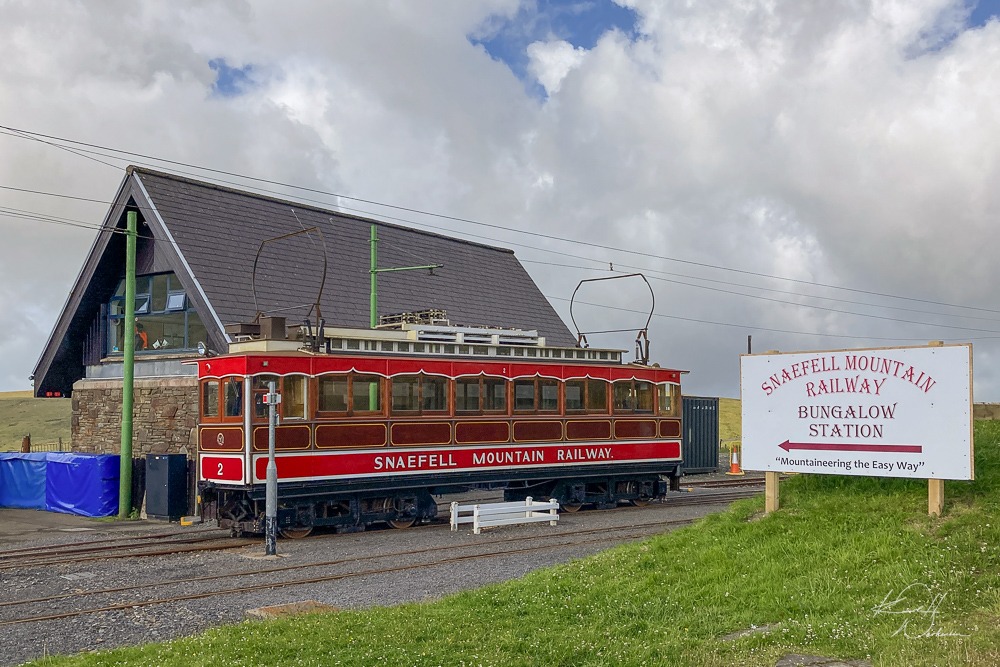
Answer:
740;344;973;480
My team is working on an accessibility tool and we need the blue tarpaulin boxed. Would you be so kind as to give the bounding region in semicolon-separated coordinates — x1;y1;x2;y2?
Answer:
0;452;119;517
45;453;120;517
0;453;48;509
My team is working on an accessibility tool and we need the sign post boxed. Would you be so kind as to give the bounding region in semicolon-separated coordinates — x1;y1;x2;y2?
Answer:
264;381;280;556
741;344;973;515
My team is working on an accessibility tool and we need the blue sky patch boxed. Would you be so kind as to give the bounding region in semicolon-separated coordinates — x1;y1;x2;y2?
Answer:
208;58;257;97
968;0;1000;27
470;0;638;97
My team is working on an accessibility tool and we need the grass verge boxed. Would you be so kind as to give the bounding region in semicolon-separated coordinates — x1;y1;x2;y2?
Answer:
0;390;71;451
29;423;1000;667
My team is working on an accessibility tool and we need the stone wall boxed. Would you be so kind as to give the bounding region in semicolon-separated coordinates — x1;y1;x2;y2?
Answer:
72;377;199;455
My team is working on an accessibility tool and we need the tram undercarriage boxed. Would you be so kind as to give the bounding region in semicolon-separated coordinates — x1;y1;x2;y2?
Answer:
200;468;682;537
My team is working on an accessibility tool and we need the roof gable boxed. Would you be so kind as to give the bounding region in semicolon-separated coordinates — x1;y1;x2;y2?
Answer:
33;167;574;396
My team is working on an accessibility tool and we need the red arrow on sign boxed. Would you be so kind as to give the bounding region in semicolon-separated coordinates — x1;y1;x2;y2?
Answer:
778;441;923;454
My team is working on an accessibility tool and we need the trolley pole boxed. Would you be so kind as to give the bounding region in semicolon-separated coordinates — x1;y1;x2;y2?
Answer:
265;381;279;556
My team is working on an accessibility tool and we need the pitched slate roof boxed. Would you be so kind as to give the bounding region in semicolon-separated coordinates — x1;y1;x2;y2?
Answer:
33;167;575;395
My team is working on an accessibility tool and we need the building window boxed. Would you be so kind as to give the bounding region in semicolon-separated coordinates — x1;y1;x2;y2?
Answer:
107;272;208;355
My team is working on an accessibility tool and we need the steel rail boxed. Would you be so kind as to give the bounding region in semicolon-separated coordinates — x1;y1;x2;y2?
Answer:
0;517;705;627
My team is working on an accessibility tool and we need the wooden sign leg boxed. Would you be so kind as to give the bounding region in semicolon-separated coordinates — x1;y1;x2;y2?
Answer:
928;479;944;517
765;471;780;514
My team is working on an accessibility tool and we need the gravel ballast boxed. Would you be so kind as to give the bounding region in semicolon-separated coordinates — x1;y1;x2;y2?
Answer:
0;486;756;666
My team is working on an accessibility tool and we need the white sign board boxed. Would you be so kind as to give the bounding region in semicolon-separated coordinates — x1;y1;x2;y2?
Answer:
741;344;973;480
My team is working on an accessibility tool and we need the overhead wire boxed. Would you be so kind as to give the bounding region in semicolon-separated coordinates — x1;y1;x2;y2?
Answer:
3;123;998;316
3;125;999;344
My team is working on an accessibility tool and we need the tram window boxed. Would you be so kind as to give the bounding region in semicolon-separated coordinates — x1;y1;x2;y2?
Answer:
513;380;535;412
658;383;677;416
587;380;608;413
484;378;507;412
392;376;420;413
202;380;219;418
539;380;558;411
614;380;654;414
353;375;383;413
224;378;243;417
456;378;481;412
635;381;653;413
613;381;634;412
422;376;448;412
283;376;307;419
565;381;584;411
318;376;349;413
253;374;279;419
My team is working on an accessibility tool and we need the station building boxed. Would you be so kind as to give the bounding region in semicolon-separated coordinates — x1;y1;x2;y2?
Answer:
32;167;574;457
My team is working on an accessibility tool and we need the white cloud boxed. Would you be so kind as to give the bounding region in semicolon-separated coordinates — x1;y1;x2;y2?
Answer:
527;39;587;95
1;0;998;402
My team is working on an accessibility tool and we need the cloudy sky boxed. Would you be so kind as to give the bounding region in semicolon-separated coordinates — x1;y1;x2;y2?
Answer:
1;0;999;400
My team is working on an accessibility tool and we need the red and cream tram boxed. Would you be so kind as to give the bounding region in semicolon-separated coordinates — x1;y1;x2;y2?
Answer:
196;323;685;536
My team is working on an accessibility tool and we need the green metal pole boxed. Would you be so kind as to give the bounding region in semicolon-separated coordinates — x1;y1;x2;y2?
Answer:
370;224;378;328
118;209;137;519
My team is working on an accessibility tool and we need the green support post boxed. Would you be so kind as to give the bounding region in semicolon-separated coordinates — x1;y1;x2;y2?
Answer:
370;224;378;328
118;209;137;519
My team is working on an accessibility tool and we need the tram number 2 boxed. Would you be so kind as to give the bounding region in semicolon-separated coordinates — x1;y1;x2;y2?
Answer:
204;457;242;481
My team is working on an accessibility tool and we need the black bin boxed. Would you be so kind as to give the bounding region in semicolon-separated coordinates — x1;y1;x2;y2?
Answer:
146;454;189;521
682;396;720;474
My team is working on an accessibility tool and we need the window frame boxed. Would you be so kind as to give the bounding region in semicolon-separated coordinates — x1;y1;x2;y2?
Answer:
513;378;560;415
390;373;450;416
201;376;244;423
455;376;509;415
613;379;655;415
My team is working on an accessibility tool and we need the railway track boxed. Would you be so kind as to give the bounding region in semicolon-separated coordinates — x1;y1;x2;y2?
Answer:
0;487;758;571
0;487;762;627
682;477;766;489
0;533;255;570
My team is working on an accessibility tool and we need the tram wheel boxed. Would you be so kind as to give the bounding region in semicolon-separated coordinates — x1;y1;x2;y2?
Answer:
630;498;650;507
388;518;416;529
562;503;583;513
279;526;313;539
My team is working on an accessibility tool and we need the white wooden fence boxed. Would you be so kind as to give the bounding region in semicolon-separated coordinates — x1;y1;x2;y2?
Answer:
450;497;560;534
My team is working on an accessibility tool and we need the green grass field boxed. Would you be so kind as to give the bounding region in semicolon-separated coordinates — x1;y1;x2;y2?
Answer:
27;421;1000;666
0;390;72;451
718;397;741;442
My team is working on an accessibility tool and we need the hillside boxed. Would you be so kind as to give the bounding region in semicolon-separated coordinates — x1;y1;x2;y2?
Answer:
0;390;72;451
